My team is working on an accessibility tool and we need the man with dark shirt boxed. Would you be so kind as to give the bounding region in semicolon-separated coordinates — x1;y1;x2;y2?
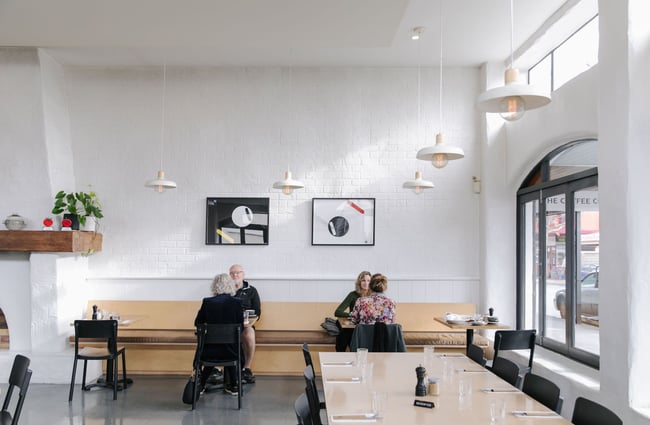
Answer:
230;264;261;384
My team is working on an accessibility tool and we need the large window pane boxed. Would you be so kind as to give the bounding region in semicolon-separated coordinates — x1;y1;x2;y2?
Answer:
574;187;600;355
545;194;566;344
554;16;599;90
528;54;552;94
523;199;540;330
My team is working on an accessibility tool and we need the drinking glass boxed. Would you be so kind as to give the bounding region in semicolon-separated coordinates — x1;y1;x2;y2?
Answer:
489;399;506;423
458;379;472;398
361;362;374;385
423;345;435;370
371;391;386;418
356;348;368;366
243;310;250;324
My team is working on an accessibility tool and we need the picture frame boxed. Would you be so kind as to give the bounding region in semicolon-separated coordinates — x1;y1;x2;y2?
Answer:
311;198;375;246
206;197;269;245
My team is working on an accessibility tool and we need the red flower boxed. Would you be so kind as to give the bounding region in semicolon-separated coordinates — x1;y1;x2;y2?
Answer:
43;218;54;227
62;218;72;227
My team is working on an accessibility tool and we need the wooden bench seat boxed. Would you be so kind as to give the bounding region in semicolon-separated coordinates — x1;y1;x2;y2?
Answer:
74;300;488;375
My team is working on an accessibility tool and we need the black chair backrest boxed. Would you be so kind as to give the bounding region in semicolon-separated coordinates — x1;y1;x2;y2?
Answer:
467;343;487;367
491;357;521;388
351;323;406;352
522;373;563;414
2;354;32;425
294;393;313;425
303;366;323;425
302;343;313;368
198;323;241;345
493;329;536;369
73;320;119;353
572;397;622;425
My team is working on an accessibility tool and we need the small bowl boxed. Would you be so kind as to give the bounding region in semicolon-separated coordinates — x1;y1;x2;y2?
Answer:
487;316;499;323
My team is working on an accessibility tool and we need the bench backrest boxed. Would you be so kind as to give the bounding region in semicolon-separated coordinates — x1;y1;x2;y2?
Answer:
86;300;477;333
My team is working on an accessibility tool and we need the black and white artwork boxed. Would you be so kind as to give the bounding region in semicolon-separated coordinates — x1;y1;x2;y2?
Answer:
206;197;269;245
311;198;375;246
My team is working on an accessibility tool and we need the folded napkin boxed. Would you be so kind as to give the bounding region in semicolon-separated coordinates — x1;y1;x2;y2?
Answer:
326;377;361;383
436;353;465;358
457;368;487;373
330;413;376;422
322;361;354;366
513;410;560;418
481;388;520;393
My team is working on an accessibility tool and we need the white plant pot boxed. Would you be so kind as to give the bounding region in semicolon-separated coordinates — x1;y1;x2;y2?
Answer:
80;217;96;232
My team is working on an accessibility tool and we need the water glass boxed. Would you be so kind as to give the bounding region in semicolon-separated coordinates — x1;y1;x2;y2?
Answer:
423;345;435;369
489;399;506;423
458;379;472;398
356;348;368;366
361;362;374;385
243;310;250;324
371;391;386;418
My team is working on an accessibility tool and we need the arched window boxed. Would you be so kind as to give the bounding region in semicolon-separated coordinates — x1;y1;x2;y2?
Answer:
516;139;599;368
0;308;8;349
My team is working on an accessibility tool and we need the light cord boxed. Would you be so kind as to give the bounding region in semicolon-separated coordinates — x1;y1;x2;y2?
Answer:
159;64;167;170
509;0;514;68
438;0;443;134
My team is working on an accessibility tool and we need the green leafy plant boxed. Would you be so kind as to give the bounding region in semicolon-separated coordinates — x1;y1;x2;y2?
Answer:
51;189;103;226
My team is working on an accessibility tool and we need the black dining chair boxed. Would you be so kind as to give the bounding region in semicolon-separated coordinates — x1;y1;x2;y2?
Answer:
1;354;32;425
69;320;126;402
571;396;622;425
303;366;324;425
301;343;326;409
350;323;406;352
490;357;521;388
491;329;536;375
193;323;243;410
467;343;487;367
294;392;313;425
521;372;563;414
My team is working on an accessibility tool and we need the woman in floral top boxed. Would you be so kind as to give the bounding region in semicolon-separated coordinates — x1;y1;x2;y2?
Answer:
350;273;396;324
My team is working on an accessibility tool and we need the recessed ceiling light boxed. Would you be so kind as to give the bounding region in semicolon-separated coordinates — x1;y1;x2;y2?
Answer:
411;26;425;40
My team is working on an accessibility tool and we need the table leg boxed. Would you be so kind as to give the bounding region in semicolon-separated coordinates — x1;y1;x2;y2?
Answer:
466;329;474;356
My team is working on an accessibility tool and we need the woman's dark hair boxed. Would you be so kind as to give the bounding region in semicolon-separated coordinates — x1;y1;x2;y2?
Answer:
369;273;388;293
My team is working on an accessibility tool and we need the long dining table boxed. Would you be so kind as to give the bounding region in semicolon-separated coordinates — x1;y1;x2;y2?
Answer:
318;352;571;424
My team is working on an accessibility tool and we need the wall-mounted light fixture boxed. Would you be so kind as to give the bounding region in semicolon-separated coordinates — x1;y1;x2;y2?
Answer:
403;171;434;194
472;176;481;194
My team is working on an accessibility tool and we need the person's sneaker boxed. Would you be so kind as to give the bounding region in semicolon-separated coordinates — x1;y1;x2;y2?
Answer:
206;368;224;385
242;368;256;384
224;384;239;396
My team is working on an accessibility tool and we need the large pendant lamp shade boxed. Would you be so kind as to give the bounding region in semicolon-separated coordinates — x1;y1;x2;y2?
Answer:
476;0;551;121
416;133;464;169
402;171;434;194
145;64;177;192
272;168;304;195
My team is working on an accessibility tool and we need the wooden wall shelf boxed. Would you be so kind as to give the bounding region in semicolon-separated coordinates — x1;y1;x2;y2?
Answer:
0;230;102;253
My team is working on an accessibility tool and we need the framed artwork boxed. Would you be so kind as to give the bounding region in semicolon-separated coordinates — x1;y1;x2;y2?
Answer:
206;197;269;245
311;198;375;246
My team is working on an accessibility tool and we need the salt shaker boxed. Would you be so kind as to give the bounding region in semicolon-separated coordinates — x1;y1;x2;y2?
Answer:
428;377;440;395
415;365;427;396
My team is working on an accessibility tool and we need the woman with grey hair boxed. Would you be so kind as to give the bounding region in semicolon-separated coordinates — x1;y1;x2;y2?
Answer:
195;273;244;396
210;273;237;296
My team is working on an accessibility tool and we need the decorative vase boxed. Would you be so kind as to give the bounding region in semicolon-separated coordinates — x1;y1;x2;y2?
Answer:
63;214;79;230
4;214;26;230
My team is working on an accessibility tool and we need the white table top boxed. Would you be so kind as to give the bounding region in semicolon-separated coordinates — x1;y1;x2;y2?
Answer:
318;352;570;425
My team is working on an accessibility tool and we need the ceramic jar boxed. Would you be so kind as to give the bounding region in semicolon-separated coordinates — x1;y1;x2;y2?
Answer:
4;214;26;230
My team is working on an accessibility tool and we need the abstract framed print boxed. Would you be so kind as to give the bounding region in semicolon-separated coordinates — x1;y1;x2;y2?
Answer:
206;197;269;245
311;198;375;246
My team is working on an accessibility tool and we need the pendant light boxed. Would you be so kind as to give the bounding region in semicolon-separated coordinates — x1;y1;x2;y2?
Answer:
145;64;177;192
403;171;434;194
476;0;551;121
272;66;304;195
416;1;464;169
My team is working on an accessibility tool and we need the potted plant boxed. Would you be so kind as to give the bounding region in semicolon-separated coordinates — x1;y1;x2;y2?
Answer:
51;188;103;231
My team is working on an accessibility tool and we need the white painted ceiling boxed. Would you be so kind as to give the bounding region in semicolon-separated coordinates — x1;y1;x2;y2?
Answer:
0;0;591;67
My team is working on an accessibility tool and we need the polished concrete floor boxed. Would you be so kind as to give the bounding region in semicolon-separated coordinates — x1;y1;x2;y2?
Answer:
3;375;306;425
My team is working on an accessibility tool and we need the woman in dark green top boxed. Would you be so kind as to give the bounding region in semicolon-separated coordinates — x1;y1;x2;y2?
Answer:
334;271;371;351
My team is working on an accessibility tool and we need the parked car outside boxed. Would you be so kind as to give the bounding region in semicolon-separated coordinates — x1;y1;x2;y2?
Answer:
554;271;599;323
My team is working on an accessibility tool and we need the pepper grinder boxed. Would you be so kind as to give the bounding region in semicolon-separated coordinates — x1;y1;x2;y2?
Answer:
415;365;427;396
489;307;494;317
92;305;98;320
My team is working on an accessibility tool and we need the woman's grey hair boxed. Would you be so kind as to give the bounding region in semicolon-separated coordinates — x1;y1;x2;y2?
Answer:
210;273;237;296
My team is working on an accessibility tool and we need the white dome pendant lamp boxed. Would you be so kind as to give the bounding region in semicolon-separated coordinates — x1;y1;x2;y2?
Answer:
403;171;434;194
272;66;304;196
477;0;551;121
416;0;464;169
145;64;177;192
273;167;304;195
